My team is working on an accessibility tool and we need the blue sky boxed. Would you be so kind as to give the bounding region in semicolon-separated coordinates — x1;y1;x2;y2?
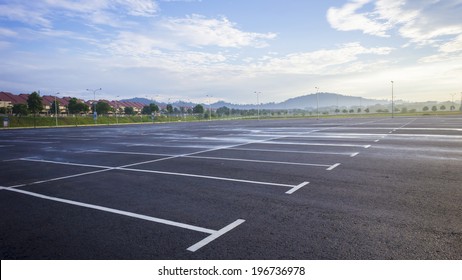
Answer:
1;0;462;104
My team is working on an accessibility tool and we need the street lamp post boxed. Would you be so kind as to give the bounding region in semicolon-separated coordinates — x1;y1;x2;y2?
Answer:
391;81;394;118
460;92;462;111
116;95;119;124
254;91;261;120
315;87;319;120
54;92;60;127
86;88;102;125
206;95;212;121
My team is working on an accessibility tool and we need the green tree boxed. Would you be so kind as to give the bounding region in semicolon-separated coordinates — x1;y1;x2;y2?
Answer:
124;107;135;115
166;104;173;114
450;105;456;111
150;103;159;113
12;104;28;116
423;106;429;111
365;108;370;113
216;106;230;116
68;98;89;114
27;91;43;128
50;100;60;115
440;105;446;111
193;104;204;114
141;105;152;115
96;101;111;115
431;105;437;112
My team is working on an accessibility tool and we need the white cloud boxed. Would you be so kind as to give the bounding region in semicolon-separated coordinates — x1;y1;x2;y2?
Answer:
0;3;51;27
328;0;462;47
0;27;17;37
254;42;394;74
327;0;391;37
160;14;277;48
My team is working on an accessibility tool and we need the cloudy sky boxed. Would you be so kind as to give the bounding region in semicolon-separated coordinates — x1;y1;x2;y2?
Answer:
1;0;461;104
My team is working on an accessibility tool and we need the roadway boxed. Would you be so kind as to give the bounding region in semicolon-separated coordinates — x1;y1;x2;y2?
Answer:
1;116;461;259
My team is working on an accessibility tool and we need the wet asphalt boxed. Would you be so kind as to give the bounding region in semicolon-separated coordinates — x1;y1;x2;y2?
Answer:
0;116;461;259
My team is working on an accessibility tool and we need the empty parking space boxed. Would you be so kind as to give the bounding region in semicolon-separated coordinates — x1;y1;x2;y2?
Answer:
1;116;461;259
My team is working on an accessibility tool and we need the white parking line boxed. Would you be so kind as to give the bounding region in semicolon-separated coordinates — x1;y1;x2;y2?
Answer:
187;219;246;252
261;141;371;148
17;158;306;191
285;181;309;194
327;163;341;171
3;187;244;252
228;147;357;157
185;155;332;168
119;167;301;189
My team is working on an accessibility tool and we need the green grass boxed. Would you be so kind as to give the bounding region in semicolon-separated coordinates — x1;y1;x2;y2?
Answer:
1;111;461;129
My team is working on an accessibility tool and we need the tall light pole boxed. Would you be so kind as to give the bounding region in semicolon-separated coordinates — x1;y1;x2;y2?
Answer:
315;87;319;120
54;92;60;127
460;92;462;112
206;95;212;121
116;95;120;124
86;88;102;125
391;81;394;118
254;91;261;120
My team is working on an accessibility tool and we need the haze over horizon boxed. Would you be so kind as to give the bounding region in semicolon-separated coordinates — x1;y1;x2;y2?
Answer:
1;0;461;104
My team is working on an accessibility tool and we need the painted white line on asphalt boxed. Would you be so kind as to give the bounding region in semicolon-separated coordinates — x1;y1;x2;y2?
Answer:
5;187;216;234
350;152;360;157
8;169;114;189
92;147;355;157
119;167;297;188
20;158;111;169
91;149;331;168
374;140;380;143
364;145;371;149
0;140;59;144
286;181;309;194
5;187;244;251
186;155;332;168
17;157;304;190
261;141;371;148
187;219;246;252
327;163;341;171
89;149;175;157
228;147;354;156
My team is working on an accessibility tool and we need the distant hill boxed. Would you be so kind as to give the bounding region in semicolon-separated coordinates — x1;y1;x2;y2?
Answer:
122;93;389;110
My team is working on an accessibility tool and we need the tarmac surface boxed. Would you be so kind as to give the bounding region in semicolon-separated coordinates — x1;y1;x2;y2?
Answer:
1;116;461;259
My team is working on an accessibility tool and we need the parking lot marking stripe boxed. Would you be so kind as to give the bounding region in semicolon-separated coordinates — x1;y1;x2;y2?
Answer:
89;150;176;157
14;157;305;191
364;145;371;148
20;158;111;169
9;169;114;189
119;167;296;188
261;141;371;148
0;140;59;144
187;219;245;252
286;181;309;194
90;148;355;158
4;187;216;235
350;152;360;157
327;163;341;171
185;155;332;168
228;147;354;156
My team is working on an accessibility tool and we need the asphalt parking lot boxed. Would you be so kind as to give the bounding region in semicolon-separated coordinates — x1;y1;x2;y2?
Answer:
1;116;461;259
